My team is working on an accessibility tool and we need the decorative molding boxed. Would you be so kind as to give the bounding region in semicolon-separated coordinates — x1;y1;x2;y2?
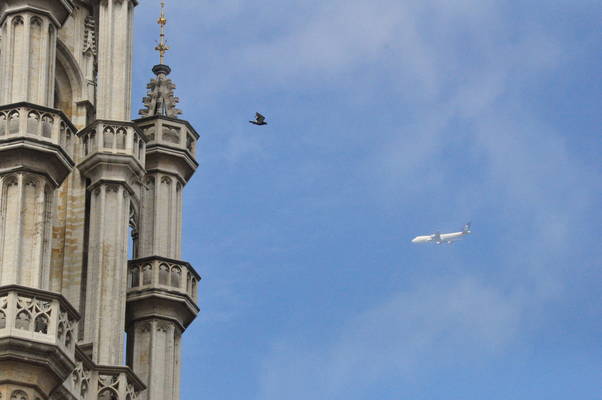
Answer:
82;16;97;56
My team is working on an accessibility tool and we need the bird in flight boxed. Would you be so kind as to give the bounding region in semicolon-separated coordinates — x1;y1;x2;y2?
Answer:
249;112;267;126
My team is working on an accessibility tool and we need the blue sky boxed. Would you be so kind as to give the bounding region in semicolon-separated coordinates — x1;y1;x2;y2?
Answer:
132;1;601;399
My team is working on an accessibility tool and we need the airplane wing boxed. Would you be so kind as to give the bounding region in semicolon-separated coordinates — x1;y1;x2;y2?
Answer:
431;232;442;243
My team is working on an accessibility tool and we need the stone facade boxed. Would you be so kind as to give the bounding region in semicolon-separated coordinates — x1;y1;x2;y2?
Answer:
0;1;200;399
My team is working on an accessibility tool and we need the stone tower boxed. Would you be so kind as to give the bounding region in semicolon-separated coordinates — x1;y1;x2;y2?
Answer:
0;1;200;399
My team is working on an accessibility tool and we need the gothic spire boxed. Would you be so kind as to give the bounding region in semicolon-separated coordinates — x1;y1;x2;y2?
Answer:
139;1;182;118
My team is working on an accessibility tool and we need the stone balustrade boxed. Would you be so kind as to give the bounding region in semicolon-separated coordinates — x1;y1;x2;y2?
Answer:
135;116;198;159
62;352;145;400
134;116;199;184
0;102;76;160
0;285;79;359
127;257;199;303
79;120;147;166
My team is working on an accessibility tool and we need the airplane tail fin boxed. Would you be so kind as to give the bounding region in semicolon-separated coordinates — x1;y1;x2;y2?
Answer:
463;222;472;234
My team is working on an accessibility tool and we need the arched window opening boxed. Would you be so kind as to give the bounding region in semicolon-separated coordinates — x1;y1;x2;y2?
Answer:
129;266;140;288
15;311;31;330
103;127;114;148
8;111;20;134
171;267;181;288
54;52;75;119
159;264;169;285
34;315;49;334
143;264;152;285
27;111;39;134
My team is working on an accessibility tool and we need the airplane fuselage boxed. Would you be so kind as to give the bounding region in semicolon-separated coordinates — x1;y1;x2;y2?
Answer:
412;231;464;244
411;223;471;244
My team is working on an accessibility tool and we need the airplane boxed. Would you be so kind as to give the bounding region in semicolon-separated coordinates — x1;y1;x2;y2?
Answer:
411;222;471;245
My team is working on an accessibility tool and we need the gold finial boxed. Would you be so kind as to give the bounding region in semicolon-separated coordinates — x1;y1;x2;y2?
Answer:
155;1;169;64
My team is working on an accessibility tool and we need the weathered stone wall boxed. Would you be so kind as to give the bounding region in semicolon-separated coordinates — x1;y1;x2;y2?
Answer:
96;0;136;121
0;173;54;289
0;11;58;106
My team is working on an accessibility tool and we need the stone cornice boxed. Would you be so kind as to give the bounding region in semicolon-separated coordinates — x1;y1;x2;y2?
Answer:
145;144;200;181
125;290;200;330
77;153;146;183
0;336;76;380
0;138;75;173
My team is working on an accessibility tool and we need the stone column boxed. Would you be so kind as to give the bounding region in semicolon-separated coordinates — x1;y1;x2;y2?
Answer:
0;172;53;289
83;182;131;365
77;120;146;366
138;173;183;259
0;0;73;106
96;0;136;120
127;319;182;400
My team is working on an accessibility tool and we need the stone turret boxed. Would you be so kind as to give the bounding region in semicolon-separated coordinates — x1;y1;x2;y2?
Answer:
125;6;200;398
126;62;200;400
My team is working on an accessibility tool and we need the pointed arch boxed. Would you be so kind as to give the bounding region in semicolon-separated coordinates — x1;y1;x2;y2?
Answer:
55;39;85;119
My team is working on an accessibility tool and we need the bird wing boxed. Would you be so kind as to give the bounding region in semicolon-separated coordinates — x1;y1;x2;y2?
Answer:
256;112;265;123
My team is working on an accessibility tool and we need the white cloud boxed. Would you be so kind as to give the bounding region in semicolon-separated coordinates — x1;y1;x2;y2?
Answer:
137;0;601;396
240;1;599;397
259;277;522;399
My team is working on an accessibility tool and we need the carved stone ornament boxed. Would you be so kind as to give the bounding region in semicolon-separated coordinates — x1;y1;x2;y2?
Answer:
83;16;97;56
139;65;182;118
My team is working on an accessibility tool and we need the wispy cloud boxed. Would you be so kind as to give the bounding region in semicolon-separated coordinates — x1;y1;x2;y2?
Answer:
259;277;522;399
135;0;602;397
221;0;599;397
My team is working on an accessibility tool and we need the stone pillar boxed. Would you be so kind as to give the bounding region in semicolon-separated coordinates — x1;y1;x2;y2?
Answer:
0;0;74;106
96;0;136;120
138;174;183;259
83;182;131;365
0;172;53;289
127;319;182;400
77;120;146;366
